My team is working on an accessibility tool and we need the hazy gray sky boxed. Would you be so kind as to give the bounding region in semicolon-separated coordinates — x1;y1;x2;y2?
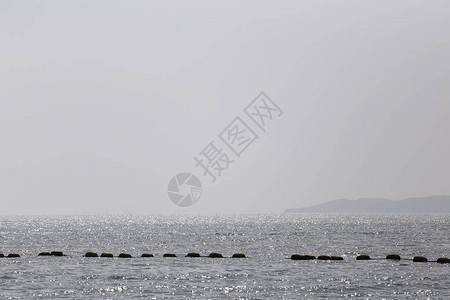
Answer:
1;1;449;214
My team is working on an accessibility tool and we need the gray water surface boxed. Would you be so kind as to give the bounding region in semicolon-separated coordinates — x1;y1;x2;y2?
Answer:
0;214;448;299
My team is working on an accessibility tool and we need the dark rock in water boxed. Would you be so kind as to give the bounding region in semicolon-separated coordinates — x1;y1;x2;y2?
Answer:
38;252;52;256
302;255;316;260
318;255;330;260
330;256;344;260
186;252;201;257
7;253;20;258
291;254;315;260
51;251;64;256
208;252;223;258
100;253;114;257
84;252;98;257
356;255;371;260
386;254;401;260
413;256;428;262
232;253;246;258
118;253;132;258
163;253;176;257
0;253;4;258
437;257;450;264
141;253;154;257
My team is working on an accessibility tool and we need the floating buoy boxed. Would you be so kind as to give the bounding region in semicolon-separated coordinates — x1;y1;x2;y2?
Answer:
413;256;428;262
163;253;176;257
186;252;201;257
232;253;246;258
7;253;20;258
317;255;330;260
38;252;52;256
356;255;371;260
141;253;154;257
386;254;401;260
84;252;98;257
100;253;114;257
118;253;132;258
208;252;223;258
291;254;315;260
437;257;450;264
330;256;344;260
51;251;64;256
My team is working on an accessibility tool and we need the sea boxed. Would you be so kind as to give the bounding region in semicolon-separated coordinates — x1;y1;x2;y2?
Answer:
0;214;448;299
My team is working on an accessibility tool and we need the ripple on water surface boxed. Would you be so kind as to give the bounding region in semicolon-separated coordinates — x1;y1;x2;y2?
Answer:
0;214;449;299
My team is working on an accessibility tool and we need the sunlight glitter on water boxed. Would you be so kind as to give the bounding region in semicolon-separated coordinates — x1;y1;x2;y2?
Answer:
0;214;449;299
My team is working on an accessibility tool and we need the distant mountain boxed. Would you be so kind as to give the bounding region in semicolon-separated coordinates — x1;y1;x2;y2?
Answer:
284;195;450;213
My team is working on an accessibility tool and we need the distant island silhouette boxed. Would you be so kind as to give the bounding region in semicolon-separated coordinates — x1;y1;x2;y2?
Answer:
284;195;450;213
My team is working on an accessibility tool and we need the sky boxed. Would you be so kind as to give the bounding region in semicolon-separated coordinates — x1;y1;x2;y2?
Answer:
1;0;449;214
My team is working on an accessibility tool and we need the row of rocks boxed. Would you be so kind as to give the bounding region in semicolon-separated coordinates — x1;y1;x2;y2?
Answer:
84;252;246;258
290;254;450;263
2;252;449;263
0;252;246;258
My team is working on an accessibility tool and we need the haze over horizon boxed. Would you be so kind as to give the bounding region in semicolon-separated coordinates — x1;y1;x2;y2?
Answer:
1;1;449;215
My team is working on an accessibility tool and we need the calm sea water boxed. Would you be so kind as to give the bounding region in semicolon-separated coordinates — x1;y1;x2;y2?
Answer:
0;214;449;299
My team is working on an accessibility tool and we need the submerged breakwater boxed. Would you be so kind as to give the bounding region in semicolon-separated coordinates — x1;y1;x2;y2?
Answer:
2;251;448;263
